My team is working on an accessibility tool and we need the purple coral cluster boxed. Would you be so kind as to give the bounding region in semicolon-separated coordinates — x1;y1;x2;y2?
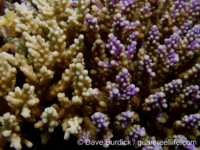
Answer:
112;13;129;33
119;0;137;15
106;33;124;59
124;20;140;33
140;55;155;77
160;79;183;95
127;31;139;45
114;110;135;128
146;25;160;48
174;114;200;130
106;68;139;103
143;92;167;122
98;33;137;71
184;25;200;53
98;33;125;70
124;124;146;142
91;112;110;132
177;85;200;108
84;13;99;31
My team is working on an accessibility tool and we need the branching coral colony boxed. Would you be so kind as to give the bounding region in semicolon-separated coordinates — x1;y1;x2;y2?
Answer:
0;0;200;149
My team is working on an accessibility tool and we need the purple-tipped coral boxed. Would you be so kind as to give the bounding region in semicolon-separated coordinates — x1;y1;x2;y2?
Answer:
140;55;156;77
126;41;137;59
112;13;129;34
91;112;110;132
1;0;200;149
98;33;125;70
173;21;193;37
124;124;146;142
184;25;200;56
120;0;137;17
146;25;160;50
106;33;124;59
174;114;200;133
127;31;139;45
171;85;200;110
124;20;140;33
160;79;183;96
114;110;134;128
143;92;167;122
84;13;99;31
106;68;140;103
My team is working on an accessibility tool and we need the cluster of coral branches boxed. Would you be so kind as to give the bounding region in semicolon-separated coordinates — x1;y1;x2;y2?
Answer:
0;0;200;149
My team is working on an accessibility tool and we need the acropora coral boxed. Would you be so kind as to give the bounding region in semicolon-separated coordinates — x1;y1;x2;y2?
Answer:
0;0;200;149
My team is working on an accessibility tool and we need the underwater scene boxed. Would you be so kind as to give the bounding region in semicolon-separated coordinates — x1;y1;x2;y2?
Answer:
0;0;200;149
